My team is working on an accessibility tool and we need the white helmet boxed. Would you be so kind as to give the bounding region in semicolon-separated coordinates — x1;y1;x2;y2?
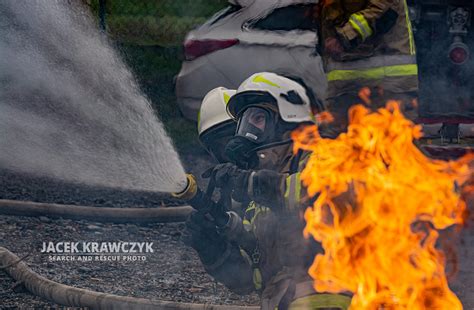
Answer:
198;87;236;136
227;72;314;123
197;87;237;163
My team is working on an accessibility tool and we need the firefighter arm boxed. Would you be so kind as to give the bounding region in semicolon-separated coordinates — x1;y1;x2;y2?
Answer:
203;242;255;295
247;169;287;210
337;0;399;47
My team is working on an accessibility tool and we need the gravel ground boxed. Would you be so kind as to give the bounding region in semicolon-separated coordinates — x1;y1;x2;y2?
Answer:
0;150;260;308
2;216;473;309
1;150;474;309
0;216;260;308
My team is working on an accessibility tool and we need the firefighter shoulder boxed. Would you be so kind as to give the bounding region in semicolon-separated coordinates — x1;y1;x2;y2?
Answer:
210;72;351;310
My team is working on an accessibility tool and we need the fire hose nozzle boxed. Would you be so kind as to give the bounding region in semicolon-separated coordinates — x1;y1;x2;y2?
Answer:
172;174;198;200
171;173;230;227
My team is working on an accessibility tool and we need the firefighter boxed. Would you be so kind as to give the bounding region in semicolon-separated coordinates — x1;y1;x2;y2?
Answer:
183;87;255;294
196;87;251;216
197;87;237;163
185;72;351;309
318;0;418;137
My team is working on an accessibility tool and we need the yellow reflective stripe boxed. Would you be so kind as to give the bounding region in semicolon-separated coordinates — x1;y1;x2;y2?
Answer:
327;55;416;71
251;206;268;223
246;202;256;212
252;74;281;88
241;245;262;291
239;248;252;265
298;156;308;169
289;294;351;310
223;91;231;104
197;109;201;130
243;202;255;230
285;172;302;210
349;13;373;41
253;268;263;290
284;175;291;200
243;222;252;232
327;64;418;81
294;172;301;203
242;202;268;291
243;202;269;231
403;0;416;55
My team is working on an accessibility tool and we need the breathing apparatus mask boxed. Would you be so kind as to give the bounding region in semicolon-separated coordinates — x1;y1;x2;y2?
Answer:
225;105;295;169
224;72;317;169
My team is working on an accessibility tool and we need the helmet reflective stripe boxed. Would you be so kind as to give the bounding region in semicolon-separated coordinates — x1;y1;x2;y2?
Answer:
252;74;281;88
228;72;314;123
198;87;236;136
223;91;232;105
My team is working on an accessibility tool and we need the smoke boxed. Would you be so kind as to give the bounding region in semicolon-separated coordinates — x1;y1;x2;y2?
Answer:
0;0;187;193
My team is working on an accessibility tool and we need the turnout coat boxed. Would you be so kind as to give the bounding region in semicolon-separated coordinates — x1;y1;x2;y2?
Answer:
319;0;418;98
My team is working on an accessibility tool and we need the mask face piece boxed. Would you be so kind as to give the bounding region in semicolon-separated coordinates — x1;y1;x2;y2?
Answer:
225;107;278;169
236;107;275;145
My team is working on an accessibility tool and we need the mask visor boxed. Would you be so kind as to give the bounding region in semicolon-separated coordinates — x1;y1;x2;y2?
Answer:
236;107;274;144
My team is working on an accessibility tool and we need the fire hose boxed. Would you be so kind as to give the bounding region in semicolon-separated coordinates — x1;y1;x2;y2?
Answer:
0;247;258;310
0;174;226;225
0;175;257;308
0;199;193;223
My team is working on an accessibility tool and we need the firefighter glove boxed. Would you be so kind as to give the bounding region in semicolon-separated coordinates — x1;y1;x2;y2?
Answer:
206;163;252;202
182;210;228;265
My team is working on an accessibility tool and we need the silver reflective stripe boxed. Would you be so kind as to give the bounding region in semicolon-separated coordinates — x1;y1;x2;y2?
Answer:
248;171;256;198
326;54;416;72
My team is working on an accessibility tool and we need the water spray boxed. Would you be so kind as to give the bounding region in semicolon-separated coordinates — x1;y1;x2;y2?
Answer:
0;0;187;193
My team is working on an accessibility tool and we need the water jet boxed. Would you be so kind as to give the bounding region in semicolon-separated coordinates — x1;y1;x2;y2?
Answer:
0;0;187;194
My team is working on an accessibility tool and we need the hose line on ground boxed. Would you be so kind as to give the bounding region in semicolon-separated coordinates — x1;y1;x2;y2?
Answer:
0;247;258;310
0;199;193;224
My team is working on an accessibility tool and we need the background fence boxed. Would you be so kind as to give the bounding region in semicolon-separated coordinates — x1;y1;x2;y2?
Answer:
82;0;228;152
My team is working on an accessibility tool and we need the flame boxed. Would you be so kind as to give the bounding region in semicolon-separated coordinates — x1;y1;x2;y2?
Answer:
316;111;335;124
292;101;473;309
358;87;372;105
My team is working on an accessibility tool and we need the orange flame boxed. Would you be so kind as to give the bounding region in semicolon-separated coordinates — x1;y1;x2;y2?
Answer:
316;111;335;124
292;102;473;309
358;87;372;105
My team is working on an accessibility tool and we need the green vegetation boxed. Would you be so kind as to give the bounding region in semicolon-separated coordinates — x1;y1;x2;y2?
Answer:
83;0;228;153
108;15;206;46
87;0;228;18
